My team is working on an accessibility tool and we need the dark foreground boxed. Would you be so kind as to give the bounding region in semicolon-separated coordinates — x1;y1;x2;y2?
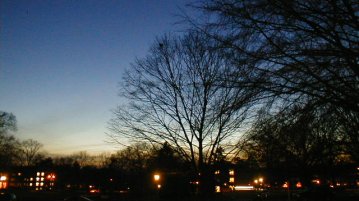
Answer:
2;189;359;201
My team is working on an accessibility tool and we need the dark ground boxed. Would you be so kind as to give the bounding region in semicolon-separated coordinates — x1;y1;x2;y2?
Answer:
5;188;359;201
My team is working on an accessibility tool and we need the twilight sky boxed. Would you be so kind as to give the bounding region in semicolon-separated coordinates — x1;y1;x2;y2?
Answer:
0;0;193;155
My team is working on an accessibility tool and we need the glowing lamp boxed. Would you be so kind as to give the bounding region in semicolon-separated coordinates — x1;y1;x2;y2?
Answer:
154;174;160;181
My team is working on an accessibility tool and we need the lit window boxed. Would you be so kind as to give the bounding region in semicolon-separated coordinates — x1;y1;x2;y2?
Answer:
229;177;234;183
229;170;234;176
30;177;33;181
36;182;39;186
0;181;8;189
36;177;40;181
41;172;45;176
0;176;7;181
41;178;44;181
296;182;302;188
215;170;220;175
40;182;44;186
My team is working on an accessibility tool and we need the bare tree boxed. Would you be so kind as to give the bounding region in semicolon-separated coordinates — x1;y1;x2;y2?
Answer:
108;143;152;172
108;32;254;190
94;152;112;168
0;111;17;134
193;0;359;160
71;151;93;167
245;102;343;177
20;139;43;166
0;111;20;168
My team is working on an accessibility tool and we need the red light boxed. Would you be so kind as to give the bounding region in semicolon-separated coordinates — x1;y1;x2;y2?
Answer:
47;173;56;180
90;189;100;193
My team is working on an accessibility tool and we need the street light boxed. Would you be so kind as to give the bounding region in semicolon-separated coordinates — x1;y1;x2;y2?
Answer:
153;173;161;191
254;177;264;188
258;177;263;183
154;174;160;182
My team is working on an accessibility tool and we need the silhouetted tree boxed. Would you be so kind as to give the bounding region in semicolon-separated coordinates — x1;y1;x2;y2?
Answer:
149;142;185;172
107;143;153;193
244;102;344;182
0;111;16;134
108;143;151;173
36;157;54;169
19;139;43;166
109;32;255;193
94;152;112;168
0;111;20;168
193;0;359;161
71;151;94;167
53;156;76;167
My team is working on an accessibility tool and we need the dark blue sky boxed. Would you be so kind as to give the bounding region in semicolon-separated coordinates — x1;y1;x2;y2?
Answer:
0;0;193;154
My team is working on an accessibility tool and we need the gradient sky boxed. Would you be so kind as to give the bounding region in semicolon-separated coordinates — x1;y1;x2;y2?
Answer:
0;0;193;155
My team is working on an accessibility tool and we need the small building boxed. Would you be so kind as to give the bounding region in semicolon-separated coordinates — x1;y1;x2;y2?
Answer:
0;169;56;191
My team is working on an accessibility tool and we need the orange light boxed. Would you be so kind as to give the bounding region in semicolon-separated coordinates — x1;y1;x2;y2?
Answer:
47;173;56;180
0;176;7;181
282;182;288;188
296;182;302;188
312;179;320;185
154;174;160;181
0;181;8;189
90;189;100;193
